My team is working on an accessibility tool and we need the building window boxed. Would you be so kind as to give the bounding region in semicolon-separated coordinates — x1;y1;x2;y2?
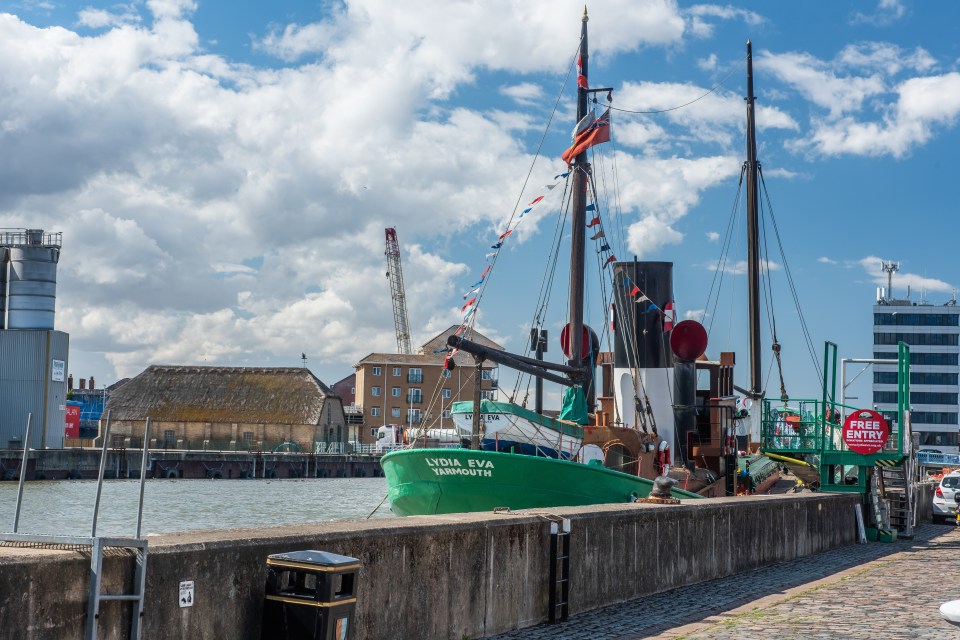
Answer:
351;386;355;394
393;367;402;376
242;431;254;444
874;352;958;366
408;408;422;424
391;387;401;397
164;430;175;448
481;390;496;401
372;386;381;397
481;369;495;380
391;407;401;418
919;431;959;447
442;409;451;419
407;389;422;404
370;428;378;437
442;389;452;398
408;368;423;383
372;366;382;376
874;313;959;327
371;407;381;417
874;332;959;346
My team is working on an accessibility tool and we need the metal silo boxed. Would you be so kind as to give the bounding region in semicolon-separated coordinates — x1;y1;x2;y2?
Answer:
4;229;61;330
0;246;7;330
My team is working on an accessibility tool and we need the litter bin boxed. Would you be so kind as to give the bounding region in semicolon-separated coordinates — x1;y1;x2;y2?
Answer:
261;550;360;640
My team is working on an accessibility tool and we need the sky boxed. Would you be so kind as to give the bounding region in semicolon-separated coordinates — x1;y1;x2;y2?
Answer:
0;0;958;410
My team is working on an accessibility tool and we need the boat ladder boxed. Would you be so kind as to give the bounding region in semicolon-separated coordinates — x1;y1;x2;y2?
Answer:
877;461;914;539
0;412;152;640
548;518;571;624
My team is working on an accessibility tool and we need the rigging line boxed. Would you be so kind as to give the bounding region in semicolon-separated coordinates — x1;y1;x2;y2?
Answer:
703;166;745;335
465;35;582;344
758;167;823;386
757;183;788;401
602;62;742;115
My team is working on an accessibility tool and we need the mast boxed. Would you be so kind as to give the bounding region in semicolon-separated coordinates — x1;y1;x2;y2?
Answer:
745;41;762;399
568;7;589;375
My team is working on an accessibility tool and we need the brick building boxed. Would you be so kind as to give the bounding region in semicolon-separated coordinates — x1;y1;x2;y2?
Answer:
353;326;502;445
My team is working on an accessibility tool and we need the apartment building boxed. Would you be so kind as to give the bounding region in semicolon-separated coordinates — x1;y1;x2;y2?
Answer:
353;326;502;445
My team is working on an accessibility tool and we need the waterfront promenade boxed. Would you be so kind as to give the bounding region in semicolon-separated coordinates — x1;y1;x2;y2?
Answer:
489;523;960;640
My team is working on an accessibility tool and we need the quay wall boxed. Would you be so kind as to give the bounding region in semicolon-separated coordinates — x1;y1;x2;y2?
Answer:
0;449;382;481
0;493;859;640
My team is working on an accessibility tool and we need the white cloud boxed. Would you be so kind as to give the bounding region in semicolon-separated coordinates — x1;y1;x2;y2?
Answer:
708;259;781;276
817;257;837;265
499;82;544;107
851;0;906;27
77;7;141;29
697;53;718;71
685;4;762;38
836;43;935;76
706;231;719;242
759;51;885;118
627;216;683;257
684;308;706;321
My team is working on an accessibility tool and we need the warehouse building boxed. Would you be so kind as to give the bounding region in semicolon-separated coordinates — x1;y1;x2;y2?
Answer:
103;365;348;452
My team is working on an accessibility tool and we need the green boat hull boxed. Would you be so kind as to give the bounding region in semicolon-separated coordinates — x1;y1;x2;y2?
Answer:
381;448;701;516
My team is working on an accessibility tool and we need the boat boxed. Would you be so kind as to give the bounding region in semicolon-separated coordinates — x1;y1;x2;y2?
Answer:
382;12;768;516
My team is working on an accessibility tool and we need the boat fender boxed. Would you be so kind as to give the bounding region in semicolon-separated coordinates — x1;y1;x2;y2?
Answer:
657;442;670;475
166;470;178;479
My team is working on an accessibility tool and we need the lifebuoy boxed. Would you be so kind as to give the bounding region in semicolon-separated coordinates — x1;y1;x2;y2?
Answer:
165;470;178;479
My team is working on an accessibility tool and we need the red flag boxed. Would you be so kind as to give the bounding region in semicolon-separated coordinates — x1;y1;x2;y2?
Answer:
529;195;544;205
577;54;588;89
461;298;476;313
480;265;491;279
587;216;601;228
604;255;616;266
630;285;641;297
498;229;513;241
561;108;610;164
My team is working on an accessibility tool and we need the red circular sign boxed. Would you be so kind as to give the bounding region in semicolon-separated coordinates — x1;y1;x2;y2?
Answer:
560;323;591;359
841;409;889;455
669;320;708;361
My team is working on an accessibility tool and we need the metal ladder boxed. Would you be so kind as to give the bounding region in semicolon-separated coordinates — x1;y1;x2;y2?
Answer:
878;461;914;538
0;413;152;640
548;518;571;624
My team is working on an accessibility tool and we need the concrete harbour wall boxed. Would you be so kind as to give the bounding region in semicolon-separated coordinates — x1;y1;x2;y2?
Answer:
0;493;859;640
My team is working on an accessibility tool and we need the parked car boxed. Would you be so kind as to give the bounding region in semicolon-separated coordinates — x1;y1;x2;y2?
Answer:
932;471;960;524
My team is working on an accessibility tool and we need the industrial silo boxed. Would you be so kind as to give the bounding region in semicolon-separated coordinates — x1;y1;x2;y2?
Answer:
4;229;60;330
0;229;68;450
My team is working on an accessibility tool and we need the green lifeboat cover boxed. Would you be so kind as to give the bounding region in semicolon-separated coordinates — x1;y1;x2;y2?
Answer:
559;385;589;425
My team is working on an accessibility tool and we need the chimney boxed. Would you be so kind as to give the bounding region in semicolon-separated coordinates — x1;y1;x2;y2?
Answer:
79;377;86;390
68;374;73;391
89;376;95;390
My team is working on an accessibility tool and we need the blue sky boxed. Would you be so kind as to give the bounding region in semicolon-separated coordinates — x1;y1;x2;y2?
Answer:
0;0;957;410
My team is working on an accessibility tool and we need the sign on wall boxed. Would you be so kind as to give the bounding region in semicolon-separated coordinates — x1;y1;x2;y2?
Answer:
51;359;65;382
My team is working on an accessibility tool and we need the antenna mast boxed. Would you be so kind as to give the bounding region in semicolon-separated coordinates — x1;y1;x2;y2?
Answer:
881;261;899;300
385;228;413;355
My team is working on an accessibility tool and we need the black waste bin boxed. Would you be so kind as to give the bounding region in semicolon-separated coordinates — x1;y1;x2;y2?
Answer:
261;550;360;640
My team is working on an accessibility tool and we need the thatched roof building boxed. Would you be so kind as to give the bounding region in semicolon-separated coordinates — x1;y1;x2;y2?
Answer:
106;365;341;425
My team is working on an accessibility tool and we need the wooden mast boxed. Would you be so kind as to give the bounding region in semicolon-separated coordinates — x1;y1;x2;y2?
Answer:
568;7;589;380
745;40;762;400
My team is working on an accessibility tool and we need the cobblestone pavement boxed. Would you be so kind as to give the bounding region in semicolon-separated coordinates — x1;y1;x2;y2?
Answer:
487;524;960;640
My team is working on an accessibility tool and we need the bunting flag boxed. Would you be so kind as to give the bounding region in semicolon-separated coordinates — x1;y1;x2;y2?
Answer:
491;241;502;249
529;195;544;205
480;265;491;279
630;285;641;297
461;298;476;313
522;207;532;214
598;243;610;252
635;294;650;304
663;301;676;332
498;229;513;241
585;203;596;212
545;184;557;190
463;286;480;299
485;252;496;260
604;255;616;266
554;171;570;179
561;108;611;165
577;54;588;89
587;216;601;228
469;279;483;288
590;230;605;240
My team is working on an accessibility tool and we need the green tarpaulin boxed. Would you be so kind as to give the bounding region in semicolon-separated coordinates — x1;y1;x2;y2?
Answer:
559;385;589;425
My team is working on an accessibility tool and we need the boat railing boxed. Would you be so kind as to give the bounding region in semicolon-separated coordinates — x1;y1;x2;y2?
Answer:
916;451;960;467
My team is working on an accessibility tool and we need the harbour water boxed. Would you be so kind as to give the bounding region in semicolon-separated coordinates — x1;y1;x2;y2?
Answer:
0;477;393;537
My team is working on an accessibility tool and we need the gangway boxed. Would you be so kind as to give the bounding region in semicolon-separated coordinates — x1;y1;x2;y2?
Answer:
760;341;914;537
0;412;151;640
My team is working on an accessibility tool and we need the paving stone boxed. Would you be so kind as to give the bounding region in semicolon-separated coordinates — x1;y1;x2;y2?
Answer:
484;524;960;640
